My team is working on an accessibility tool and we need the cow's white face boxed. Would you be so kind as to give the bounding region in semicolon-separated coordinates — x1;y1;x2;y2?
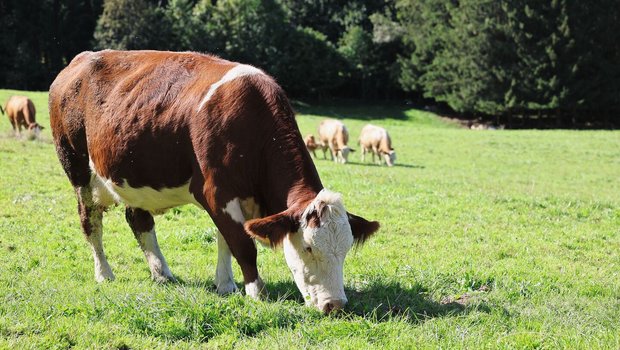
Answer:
244;189;379;314
282;191;353;312
383;150;396;166
338;146;353;163
28;123;43;139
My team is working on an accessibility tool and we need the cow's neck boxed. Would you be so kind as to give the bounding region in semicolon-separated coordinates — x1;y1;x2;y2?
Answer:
262;127;323;217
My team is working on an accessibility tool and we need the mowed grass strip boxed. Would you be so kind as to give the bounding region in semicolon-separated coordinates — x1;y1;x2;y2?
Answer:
0;89;619;349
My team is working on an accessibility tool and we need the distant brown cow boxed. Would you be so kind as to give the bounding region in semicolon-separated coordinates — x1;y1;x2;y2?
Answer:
304;134;319;158
317;119;354;164
359;124;396;167
2;96;43;138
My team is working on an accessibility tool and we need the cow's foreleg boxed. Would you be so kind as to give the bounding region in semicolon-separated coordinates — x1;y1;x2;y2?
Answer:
125;207;175;283
76;186;115;282
211;209;265;300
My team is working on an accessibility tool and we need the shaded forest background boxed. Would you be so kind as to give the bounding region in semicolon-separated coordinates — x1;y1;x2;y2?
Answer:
0;0;619;128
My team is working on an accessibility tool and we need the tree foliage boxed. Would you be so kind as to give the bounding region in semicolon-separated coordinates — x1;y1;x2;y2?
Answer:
0;0;619;126
397;0;620;126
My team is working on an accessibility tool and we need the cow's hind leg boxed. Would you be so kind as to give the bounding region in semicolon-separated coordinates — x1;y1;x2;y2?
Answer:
76;186;115;282
125;207;175;283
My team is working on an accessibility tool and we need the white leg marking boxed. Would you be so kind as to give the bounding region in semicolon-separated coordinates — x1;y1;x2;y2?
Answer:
223;198;246;224
215;232;238;294
197;64;264;111
86;230;115;283
245;276;265;300
78;186;115;282
137;229;175;283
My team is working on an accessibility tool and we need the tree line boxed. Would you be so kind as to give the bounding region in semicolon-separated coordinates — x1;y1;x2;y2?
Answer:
1;0;618;127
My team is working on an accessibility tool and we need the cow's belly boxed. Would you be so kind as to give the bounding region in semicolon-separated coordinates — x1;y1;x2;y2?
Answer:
89;166;200;214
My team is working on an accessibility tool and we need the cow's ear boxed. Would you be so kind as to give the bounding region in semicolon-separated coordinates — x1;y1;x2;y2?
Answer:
347;212;379;245
244;211;299;247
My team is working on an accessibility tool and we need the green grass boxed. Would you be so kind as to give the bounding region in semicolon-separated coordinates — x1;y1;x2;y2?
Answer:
1;89;619;349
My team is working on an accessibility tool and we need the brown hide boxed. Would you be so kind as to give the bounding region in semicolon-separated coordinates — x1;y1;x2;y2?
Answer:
49;50;324;284
49;50;378;293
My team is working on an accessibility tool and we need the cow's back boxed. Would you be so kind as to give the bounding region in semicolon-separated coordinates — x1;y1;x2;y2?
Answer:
359;124;384;148
49;50;243;190
318;119;345;145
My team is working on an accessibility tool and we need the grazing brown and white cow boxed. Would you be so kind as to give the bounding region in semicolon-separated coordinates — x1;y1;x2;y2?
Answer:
359;124;396;167
304;134;319;158
317;119;354;164
49;50;379;314
2;95;43;138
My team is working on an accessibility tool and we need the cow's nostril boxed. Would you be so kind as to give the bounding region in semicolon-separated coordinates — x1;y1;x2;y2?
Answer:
324;302;334;313
322;299;345;314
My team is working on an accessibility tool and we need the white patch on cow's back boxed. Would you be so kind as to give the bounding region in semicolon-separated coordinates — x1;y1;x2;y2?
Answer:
88;158;199;213
197;64;264;112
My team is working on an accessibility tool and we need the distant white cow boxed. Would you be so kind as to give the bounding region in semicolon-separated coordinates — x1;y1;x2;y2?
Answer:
359;124;396;167
317;119;354;164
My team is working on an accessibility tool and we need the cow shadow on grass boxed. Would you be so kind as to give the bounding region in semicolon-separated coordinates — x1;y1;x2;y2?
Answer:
311;157;425;169
346;160;426;169
264;280;491;323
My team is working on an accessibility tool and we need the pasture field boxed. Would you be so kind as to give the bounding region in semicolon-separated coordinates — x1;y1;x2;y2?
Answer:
0;89;619;349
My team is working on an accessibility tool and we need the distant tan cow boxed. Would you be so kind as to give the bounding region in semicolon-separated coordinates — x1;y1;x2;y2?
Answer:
3;96;43;138
359;124;396;167
317;119;354;164
304;134;319;158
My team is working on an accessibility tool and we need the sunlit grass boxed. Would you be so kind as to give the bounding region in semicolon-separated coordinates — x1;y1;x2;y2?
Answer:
1;89;619;349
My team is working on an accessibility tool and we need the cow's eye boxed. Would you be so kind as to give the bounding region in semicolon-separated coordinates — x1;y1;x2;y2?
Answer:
305;246;312;254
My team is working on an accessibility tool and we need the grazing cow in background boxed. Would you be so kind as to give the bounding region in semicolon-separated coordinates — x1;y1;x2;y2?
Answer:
304;134;319;158
359;124;396;167
2;96;43;138
317;119;354;164
49;50;379;314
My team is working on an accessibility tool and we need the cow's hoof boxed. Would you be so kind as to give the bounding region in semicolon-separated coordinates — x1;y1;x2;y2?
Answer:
245;277;266;300
95;273;115;283
152;272;177;284
216;280;239;295
95;267;115;282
